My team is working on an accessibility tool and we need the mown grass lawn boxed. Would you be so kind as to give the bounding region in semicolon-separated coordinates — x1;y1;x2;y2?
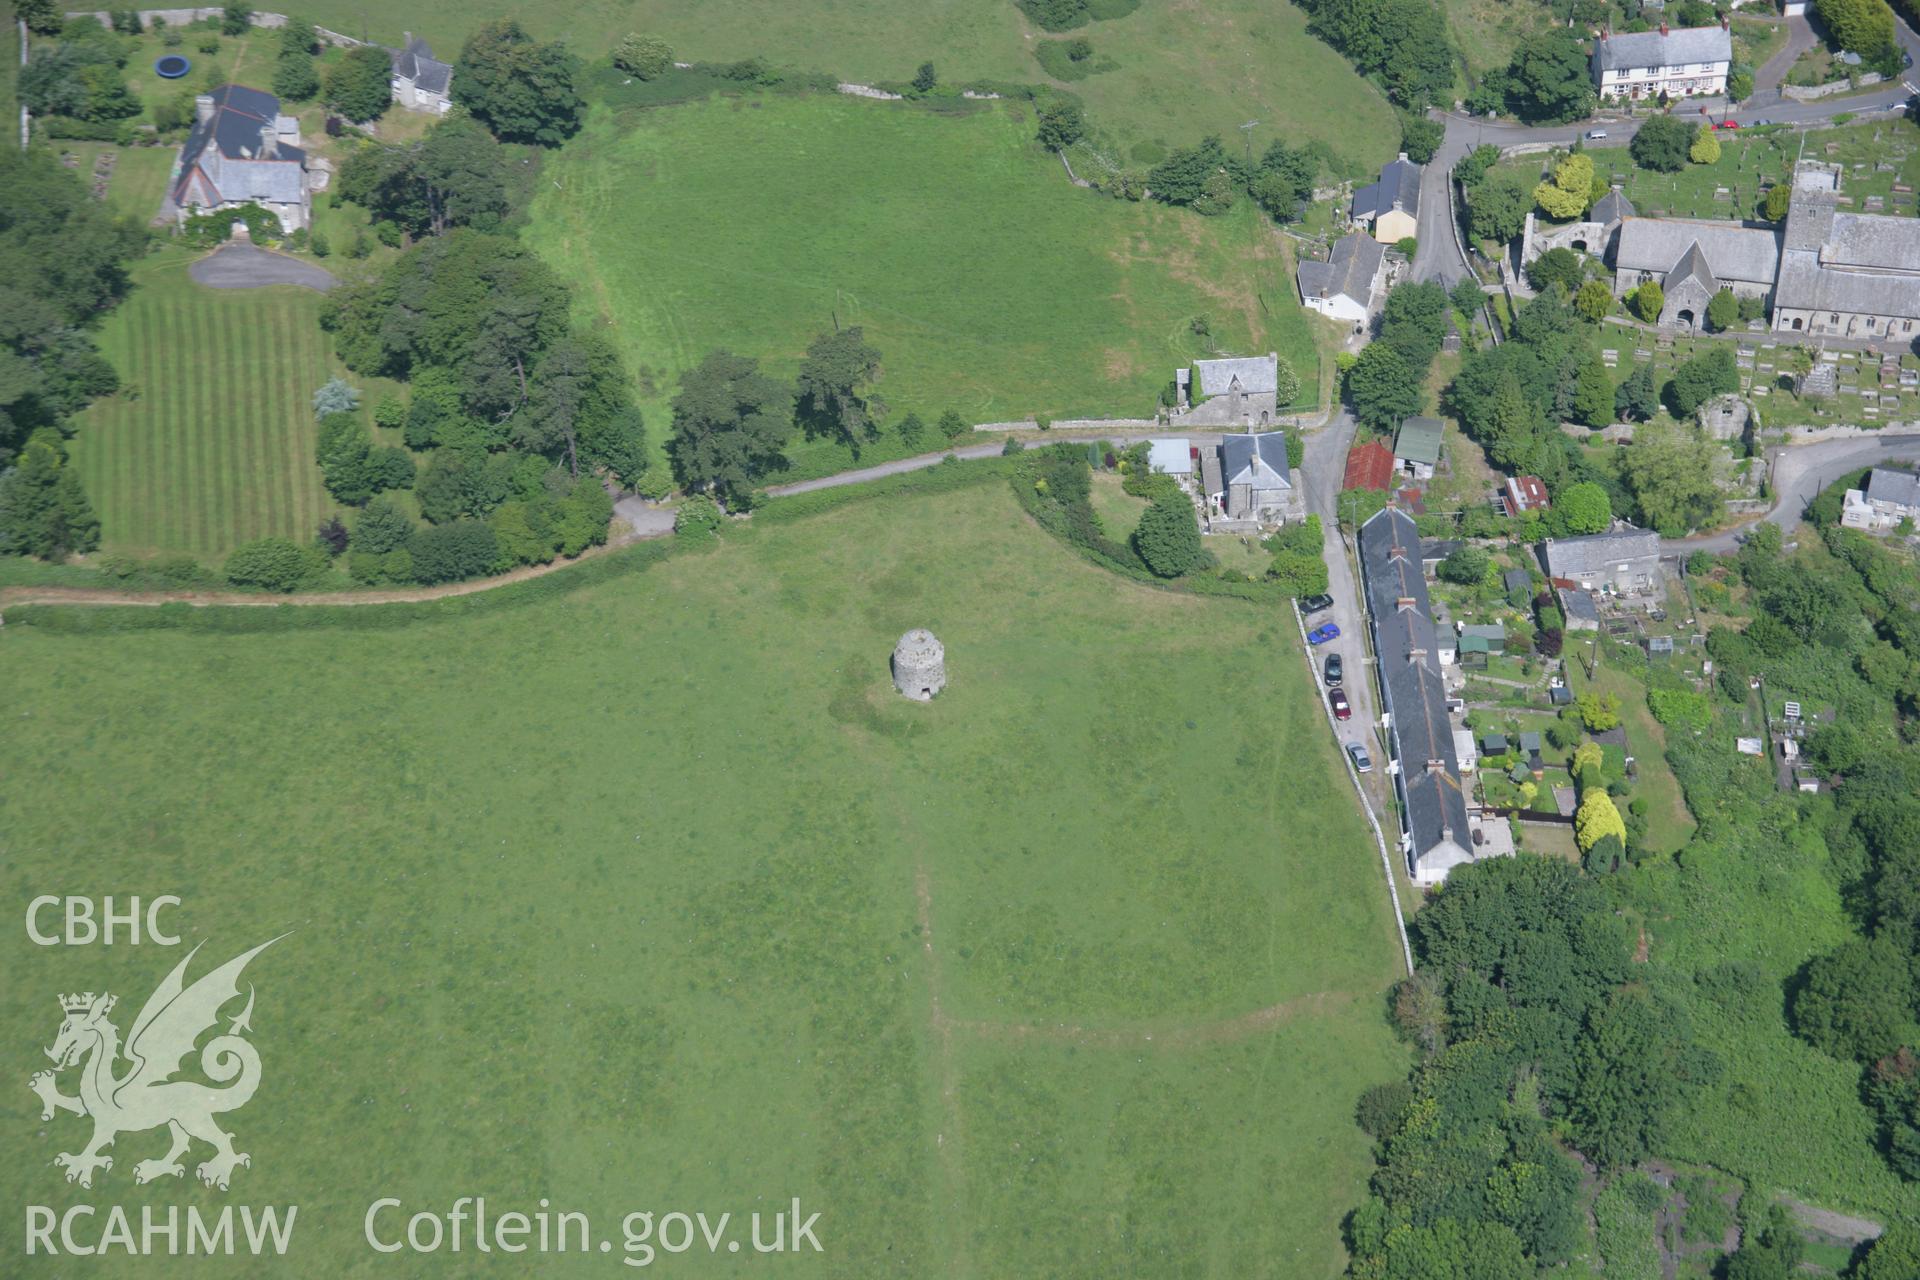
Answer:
527;91;1323;455
258;0;1395;166
0;480;1407;1276
66;246;363;560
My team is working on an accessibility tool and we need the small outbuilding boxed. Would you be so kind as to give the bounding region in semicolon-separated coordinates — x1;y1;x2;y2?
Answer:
1395;416;1444;480
892;629;946;701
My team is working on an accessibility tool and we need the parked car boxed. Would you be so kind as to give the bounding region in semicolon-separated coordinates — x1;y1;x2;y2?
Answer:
1330;688;1352;720
1347;741;1373;773
1754;118;1774;127
1717;119;1740;130
1324;652;1344;687
1308;623;1340;645
1299;593;1335;617
1585;129;1608;140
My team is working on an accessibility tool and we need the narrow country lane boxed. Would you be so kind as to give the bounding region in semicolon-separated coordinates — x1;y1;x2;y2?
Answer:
1412;11;1920;284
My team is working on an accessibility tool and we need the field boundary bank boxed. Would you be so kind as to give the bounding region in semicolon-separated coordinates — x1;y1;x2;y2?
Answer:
0;455;1031;626
1;432;1265;621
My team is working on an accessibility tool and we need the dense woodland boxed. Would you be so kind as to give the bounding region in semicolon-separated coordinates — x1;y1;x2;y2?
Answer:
0;149;143;559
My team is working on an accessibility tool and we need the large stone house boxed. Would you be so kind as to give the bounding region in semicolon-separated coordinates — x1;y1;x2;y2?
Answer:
171;85;310;232
1211;431;1299;524
1842;466;1920;531
1611;217;1782;330
1298;230;1387;330
1773;165;1920;340
1591;20;1732;101
1174;354;1283;426
1540;528;1664;595
1352;153;1421;245
390;33;454;114
1360;508;1485;887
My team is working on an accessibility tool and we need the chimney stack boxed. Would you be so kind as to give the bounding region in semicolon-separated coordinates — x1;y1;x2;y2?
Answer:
1720;13;1729;28
259;122;277;160
195;93;215;123
1659;20;1669;35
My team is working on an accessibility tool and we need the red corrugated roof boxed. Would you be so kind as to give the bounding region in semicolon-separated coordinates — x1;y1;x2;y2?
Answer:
1507;475;1551;511
1344;441;1394;492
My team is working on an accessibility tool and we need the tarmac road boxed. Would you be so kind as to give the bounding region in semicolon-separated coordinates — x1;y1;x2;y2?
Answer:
1411;12;1920;285
1668;430;1920;553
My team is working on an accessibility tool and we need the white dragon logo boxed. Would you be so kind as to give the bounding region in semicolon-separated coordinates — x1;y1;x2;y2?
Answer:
29;937;283;1191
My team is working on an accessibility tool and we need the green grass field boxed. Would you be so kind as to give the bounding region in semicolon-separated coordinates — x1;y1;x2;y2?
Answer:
251;0;1394;165
0;480;1407;1275
526;92;1323;447
66;246;354;560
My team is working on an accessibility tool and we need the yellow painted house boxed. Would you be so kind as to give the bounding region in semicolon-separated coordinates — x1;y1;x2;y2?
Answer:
1353;153;1421;245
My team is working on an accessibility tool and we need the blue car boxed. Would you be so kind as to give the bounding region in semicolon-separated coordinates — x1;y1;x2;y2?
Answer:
1308;623;1341;645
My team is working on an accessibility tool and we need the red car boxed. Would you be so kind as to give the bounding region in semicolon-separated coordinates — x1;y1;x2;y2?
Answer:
1717;119;1741;130
1330;688;1352;721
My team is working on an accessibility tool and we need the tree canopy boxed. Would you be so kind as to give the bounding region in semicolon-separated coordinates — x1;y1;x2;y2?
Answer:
336;117;513;238
325;45;393;123
665;350;793;507
795;327;885;452
1132;494;1205;577
1631;115;1694;173
453;19;585;146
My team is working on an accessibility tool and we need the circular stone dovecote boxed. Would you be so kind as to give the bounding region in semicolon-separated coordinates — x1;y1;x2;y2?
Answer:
891;629;945;701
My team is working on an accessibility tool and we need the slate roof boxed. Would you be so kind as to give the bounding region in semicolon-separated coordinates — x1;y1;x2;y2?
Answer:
391;35;452;96
1776;193;1920;319
1220;432;1291;488
1359;508;1473;877
1865;466;1920;509
1592;24;1732;72
1395;416;1444;466
1504;568;1533;595
1298;230;1386;306
1665;240;1720;295
1591;188;1636;225
1541;528;1663;578
1193;354;1279;398
173;84;306;208
1559;587;1601;624
1354;154;1422;222
1614;217;1782;287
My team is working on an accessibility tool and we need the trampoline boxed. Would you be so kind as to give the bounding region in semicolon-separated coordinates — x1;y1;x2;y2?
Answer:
154;55;192;79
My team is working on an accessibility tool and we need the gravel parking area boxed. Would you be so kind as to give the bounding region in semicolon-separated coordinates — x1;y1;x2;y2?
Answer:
188;244;338;292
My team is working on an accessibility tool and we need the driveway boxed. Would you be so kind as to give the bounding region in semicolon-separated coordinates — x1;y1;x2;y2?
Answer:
1751;15;1820;102
189;244;338;292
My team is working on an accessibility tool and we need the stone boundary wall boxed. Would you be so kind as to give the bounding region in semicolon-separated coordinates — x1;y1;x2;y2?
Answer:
1782;72;1882;101
971;417;1159;432
64;8;378;48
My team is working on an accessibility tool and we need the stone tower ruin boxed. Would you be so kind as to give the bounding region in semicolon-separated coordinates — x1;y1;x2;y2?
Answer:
891;629;946;701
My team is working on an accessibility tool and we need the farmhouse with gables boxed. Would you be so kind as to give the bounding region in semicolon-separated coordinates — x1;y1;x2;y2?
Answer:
171;85;310;232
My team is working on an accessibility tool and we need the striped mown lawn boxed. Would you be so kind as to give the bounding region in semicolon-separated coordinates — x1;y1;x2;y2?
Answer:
70;248;348;561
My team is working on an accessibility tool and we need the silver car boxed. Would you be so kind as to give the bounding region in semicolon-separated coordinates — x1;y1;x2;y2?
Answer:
1347;741;1373;773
